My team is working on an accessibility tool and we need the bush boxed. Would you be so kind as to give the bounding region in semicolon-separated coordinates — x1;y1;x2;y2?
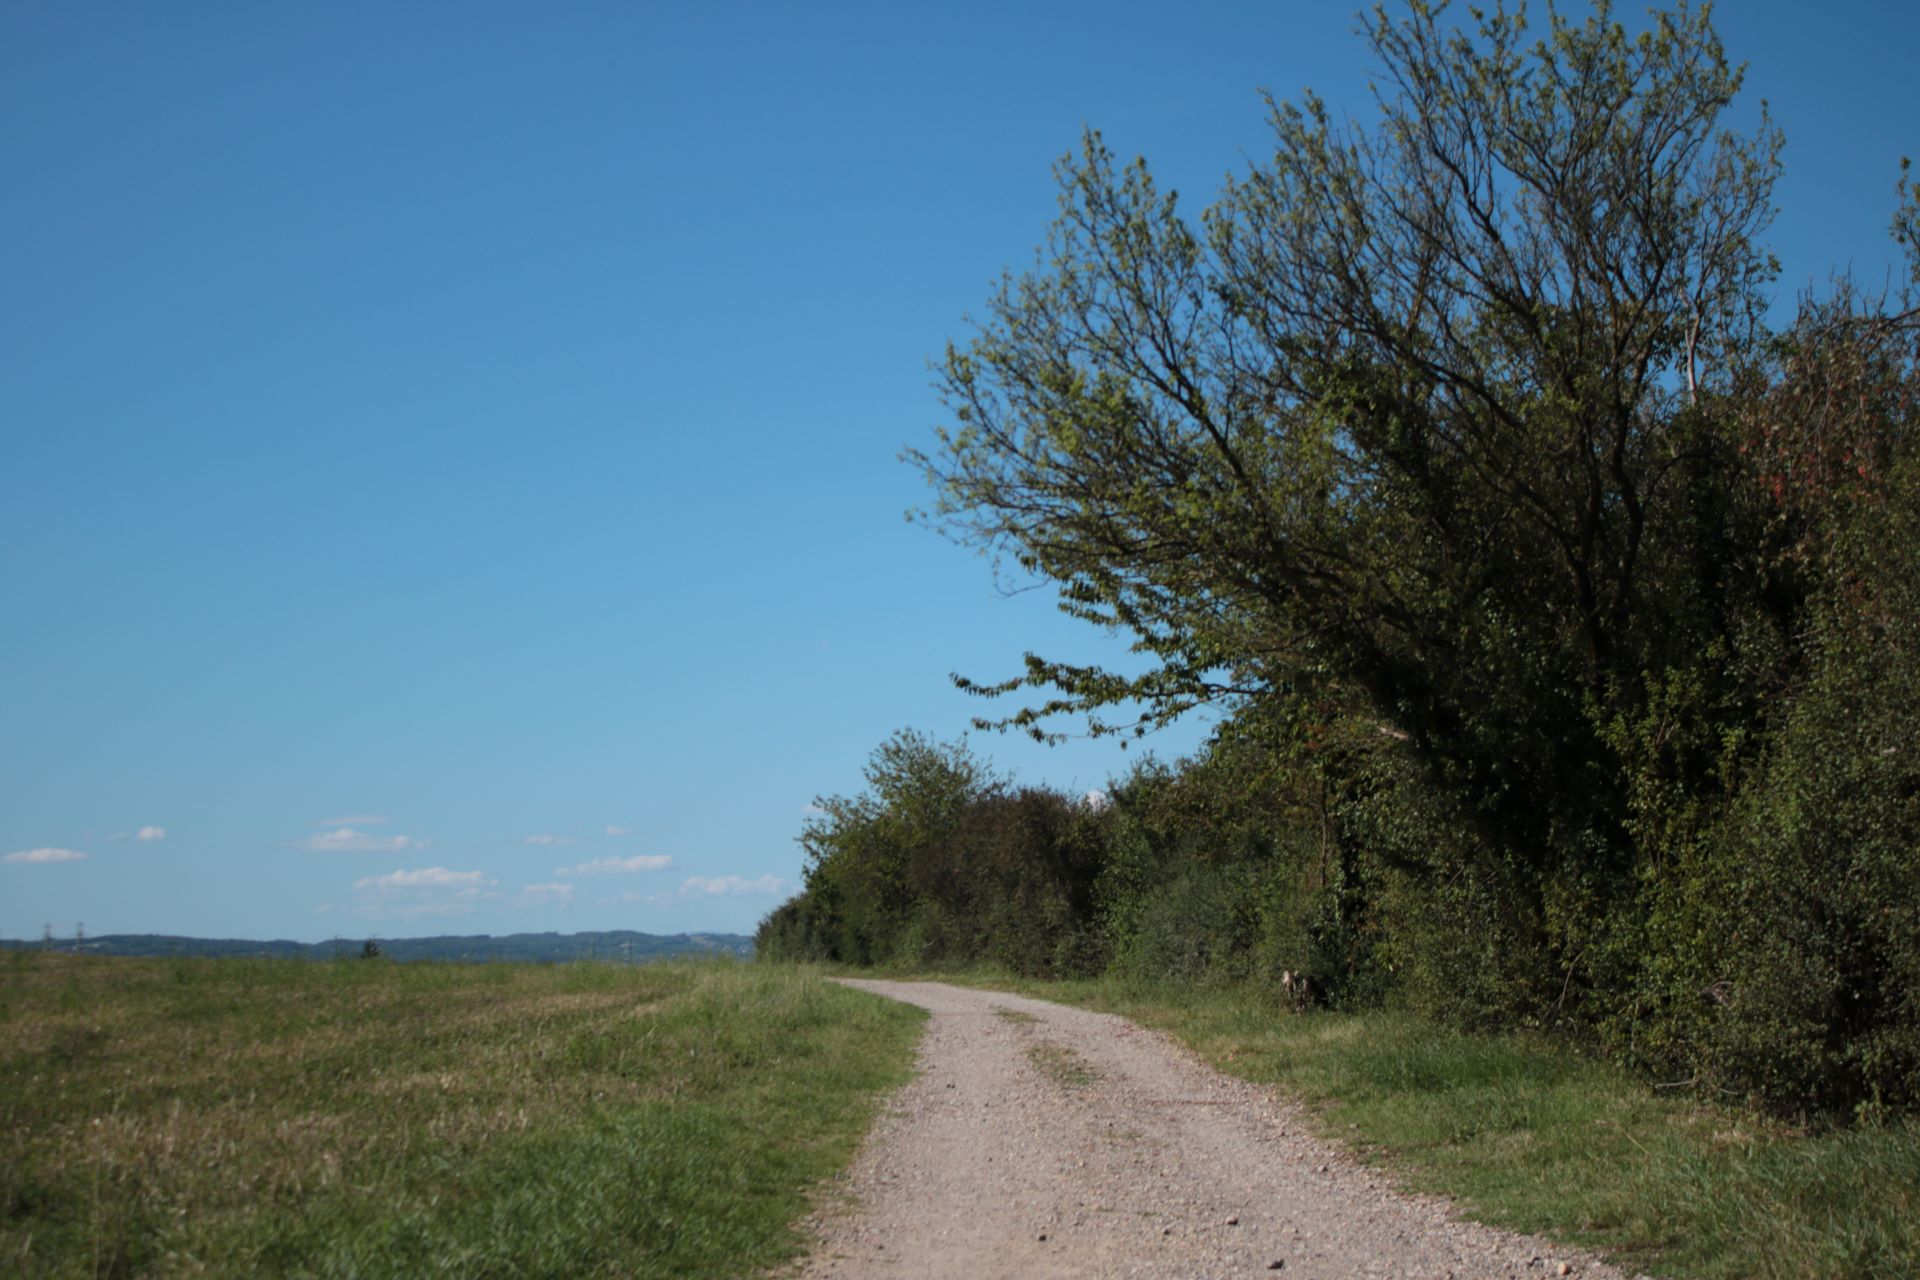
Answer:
1701;478;1920;1116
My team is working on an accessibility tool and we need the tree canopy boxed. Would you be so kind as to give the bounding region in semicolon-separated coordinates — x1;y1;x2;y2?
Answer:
773;0;1920;1121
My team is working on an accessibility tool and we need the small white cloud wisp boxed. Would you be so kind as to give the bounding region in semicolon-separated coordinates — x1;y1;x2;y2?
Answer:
136;825;167;841
4;847;89;864
300;828;429;854
514;882;577;907
680;874;788;897
350;866;497;919
555;854;674;876
354;866;493;892
522;834;575;846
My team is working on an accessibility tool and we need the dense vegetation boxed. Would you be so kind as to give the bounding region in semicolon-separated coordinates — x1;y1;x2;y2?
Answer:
763;1;1920;1123
0;952;921;1278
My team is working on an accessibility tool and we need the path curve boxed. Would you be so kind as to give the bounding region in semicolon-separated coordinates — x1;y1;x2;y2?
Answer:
797;980;1633;1280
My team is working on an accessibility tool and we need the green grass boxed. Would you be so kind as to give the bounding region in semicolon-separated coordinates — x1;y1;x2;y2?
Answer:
1024;1041;1098;1090
0;951;924;1278
874;966;1920;1280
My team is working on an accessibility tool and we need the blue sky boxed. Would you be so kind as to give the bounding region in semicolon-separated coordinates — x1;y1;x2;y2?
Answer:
3;1;1915;942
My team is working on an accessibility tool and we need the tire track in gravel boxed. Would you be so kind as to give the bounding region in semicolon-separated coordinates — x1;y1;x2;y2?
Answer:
796;980;1637;1280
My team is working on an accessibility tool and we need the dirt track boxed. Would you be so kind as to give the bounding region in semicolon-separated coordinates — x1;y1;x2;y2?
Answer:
797;980;1632;1280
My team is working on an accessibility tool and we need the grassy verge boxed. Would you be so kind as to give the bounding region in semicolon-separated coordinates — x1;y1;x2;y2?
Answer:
867;966;1919;1280
0;951;923;1278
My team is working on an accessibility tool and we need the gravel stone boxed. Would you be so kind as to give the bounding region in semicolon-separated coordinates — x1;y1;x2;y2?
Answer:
796;980;1641;1280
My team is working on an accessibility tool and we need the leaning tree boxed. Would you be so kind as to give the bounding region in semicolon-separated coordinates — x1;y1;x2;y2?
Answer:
914;0;1789;1003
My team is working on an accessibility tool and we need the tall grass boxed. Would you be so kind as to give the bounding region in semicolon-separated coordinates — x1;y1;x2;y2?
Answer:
911;967;1920;1280
0;952;923;1278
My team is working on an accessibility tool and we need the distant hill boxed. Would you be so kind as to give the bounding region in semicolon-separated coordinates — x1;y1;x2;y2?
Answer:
0;930;753;963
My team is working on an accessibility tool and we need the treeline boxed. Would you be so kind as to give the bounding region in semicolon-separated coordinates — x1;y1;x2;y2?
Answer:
765;2;1920;1121
765;652;1920;1121
756;731;1339;989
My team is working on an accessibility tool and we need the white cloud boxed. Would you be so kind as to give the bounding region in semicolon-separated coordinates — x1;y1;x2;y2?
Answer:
555;854;674;876
680;874;788;897
1081;789;1111;811
313;904;333;915
348;865;494;920
354;866;494;892
316;814;390;827
604;825;630;837
4;847;89;864
614;891;676;906
299;828;429;854
800;803;828;816
514;882;577;907
137;825;167;841
522;834;575;846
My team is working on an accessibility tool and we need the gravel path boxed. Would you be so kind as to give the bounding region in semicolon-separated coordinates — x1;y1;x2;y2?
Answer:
797;980;1634;1280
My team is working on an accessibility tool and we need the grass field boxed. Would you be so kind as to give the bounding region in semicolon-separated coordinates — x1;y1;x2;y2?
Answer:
0;952;923;1278
910;969;1920;1280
